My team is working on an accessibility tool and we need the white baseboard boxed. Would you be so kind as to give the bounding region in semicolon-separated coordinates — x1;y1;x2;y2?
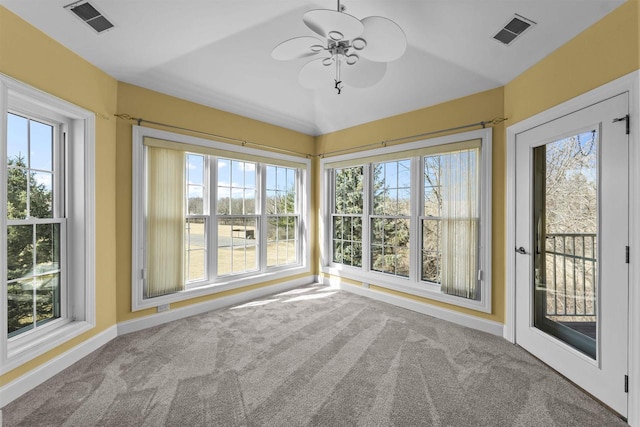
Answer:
117;276;315;336
0;325;117;408
330;279;505;337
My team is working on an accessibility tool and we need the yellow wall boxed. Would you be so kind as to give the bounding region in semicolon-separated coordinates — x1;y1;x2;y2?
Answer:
317;87;506;323
505;0;639;124
115;83;316;323
0;8;118;385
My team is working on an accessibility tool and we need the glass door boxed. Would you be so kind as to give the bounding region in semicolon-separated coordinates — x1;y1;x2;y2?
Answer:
514;92;629;416
532;130;598;359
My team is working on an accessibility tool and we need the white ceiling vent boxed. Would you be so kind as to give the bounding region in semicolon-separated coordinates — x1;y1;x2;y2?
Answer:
493;14;536;45
65;1;114;34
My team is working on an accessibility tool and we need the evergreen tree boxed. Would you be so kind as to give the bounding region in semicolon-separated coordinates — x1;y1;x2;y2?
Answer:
7;155;55;334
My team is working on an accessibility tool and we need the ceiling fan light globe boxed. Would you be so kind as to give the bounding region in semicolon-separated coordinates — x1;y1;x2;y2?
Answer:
328;31;344;41
352;38;367;50
322;57;334;66
346;54;359;65
310;44;325;52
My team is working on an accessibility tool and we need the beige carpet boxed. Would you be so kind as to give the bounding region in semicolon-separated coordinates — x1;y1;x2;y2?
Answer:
2;285;625;426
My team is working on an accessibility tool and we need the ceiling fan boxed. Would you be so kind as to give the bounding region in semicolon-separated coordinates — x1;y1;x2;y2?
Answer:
272;1;407;94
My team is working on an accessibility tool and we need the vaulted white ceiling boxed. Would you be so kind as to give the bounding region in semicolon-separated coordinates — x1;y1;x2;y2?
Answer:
1;0;625;135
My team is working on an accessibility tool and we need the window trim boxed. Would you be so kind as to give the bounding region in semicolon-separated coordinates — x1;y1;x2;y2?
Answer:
0;73;95;374
320;128;492;313
131;126;311;311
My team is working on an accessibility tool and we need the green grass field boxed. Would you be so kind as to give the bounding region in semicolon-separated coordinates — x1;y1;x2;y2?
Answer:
186;223;296;280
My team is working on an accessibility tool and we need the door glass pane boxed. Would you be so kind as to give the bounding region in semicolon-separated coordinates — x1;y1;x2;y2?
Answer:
533;130;598;359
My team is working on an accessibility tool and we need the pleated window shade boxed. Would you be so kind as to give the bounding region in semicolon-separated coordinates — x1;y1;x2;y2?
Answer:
439;148;479;299
145;145;186;298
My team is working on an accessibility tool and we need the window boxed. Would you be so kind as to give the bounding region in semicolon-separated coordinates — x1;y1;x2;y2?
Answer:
332;166;363;267
266;165;299;267
371;159;411;277
1;74;95;372
424;148;479;299
217;159;258;275
132;128;310;310
186;154;207;282
422;154;442;283
7;113;62;337
322;129;491;312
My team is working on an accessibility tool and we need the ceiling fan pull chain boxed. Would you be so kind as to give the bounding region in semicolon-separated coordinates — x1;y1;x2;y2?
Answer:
335;60;343;94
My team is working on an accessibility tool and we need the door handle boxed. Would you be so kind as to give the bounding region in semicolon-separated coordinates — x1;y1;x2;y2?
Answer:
515;246;529;255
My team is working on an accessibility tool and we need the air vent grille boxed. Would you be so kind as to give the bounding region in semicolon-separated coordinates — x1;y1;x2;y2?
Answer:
70;2;100;21
65;1;114;33
494;14;535;45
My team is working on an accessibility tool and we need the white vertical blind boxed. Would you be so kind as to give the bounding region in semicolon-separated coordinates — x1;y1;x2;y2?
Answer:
440;148;479;299
146;145;185;298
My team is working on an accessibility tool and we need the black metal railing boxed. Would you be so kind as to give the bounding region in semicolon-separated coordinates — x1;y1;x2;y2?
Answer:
543;233;597;318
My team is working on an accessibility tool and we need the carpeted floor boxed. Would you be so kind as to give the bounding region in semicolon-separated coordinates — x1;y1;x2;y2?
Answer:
2;285;625;426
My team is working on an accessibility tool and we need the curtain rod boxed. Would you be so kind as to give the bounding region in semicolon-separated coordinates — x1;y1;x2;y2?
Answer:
115;113;507;159
114;114;315;158
318;117;507;158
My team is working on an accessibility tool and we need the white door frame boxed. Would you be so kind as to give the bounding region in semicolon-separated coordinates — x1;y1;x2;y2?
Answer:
506;71;640;425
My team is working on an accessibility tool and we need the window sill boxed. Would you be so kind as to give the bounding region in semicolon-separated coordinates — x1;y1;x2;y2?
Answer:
2;320;94;375
321;264;491;313
133;264;311;311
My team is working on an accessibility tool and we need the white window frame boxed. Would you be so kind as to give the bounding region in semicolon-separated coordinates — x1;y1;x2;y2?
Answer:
330;166;365;268
0;74;95;374
185;153;209;285
214;157;260;277
321;128;492;313
264;164;301;268
131;126;311;311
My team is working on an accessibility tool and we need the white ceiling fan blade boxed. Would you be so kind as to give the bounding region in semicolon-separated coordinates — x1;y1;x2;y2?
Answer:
303;9;364;42
342;58;387;88
299;58;334;89
358;16;407;62
272;36;325;60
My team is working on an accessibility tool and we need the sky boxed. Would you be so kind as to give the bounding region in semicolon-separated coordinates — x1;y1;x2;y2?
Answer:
7;113;54;192
186;154;296;199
